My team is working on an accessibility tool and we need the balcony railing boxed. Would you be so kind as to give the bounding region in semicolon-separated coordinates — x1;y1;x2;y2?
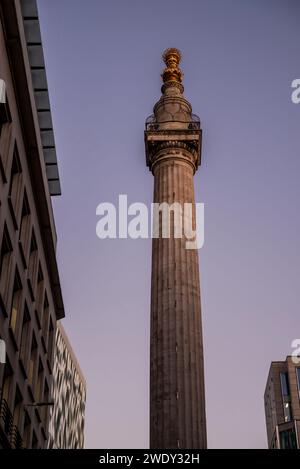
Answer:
0;398;23;449
270;420;300;449
0;397;13;435
145;113;201;132
10;425;23;449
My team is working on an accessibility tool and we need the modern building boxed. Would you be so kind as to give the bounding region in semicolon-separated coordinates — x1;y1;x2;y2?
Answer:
264;356;300;449
47;323;86;449
145;49;207;449
0;0;64;448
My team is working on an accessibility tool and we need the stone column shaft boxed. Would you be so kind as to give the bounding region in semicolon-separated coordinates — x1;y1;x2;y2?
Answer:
150;158;206;449
145;48;207;449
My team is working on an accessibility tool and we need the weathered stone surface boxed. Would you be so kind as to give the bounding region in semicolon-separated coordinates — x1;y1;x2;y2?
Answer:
145;49;207;449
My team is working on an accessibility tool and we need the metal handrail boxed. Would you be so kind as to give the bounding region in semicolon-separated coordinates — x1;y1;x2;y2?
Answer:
145;121;201;132
145;113;201;132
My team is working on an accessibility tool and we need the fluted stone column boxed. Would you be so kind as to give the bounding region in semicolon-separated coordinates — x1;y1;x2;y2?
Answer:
145;49;207;449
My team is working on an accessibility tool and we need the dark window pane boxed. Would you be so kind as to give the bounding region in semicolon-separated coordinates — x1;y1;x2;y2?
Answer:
280;373;290;397
296;368;300;400
280;429;297;449
283;403;292;423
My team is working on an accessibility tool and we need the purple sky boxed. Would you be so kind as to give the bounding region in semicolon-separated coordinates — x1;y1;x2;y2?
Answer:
37;0;300;449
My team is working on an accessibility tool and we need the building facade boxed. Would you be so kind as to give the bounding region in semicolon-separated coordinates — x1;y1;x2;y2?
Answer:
0;0;64;448
145;49;207;449
265;356;300;449
47;323;86;449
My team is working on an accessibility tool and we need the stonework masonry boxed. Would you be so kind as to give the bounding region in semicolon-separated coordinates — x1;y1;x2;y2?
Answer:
145;49;207;449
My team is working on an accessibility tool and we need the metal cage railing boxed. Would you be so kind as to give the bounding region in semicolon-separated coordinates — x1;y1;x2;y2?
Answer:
145;113;201;132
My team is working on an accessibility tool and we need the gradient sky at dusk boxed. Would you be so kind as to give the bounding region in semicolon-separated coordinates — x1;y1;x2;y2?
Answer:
37;0;300;448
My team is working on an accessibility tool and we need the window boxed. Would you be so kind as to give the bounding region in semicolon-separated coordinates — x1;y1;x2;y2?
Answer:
8;145;23;227
36;359;44;403
13;387;23;429
10;269;22;336
37;264;43;284
280;429;297;449
28;334;38;388
23;411;31;449
0;82;11;126
283;402;292;423
296;368;300;400
47;318;54;365
280;372;290;396
0;225;12;278
19;191;31;265
20;304;31;370
0;112;12;181
280;372;292;423
27;230;38;298
36;264;44;314
31;431;38;449
1;360;13;404
42;294;49;349
0;224;13;309
42;380;50;427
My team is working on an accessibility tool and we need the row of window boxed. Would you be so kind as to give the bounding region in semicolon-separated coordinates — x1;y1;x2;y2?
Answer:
1;357;49;448
280;369;300;424
0;117;55;448
0;133;54;353
0;215;55;363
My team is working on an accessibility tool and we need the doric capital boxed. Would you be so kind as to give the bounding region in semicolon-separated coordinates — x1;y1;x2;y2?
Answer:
145;129;202;174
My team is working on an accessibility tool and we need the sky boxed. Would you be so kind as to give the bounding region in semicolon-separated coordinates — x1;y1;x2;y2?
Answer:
37;0;300;449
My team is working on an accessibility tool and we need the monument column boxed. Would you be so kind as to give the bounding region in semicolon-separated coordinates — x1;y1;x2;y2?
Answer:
145;49;207;449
